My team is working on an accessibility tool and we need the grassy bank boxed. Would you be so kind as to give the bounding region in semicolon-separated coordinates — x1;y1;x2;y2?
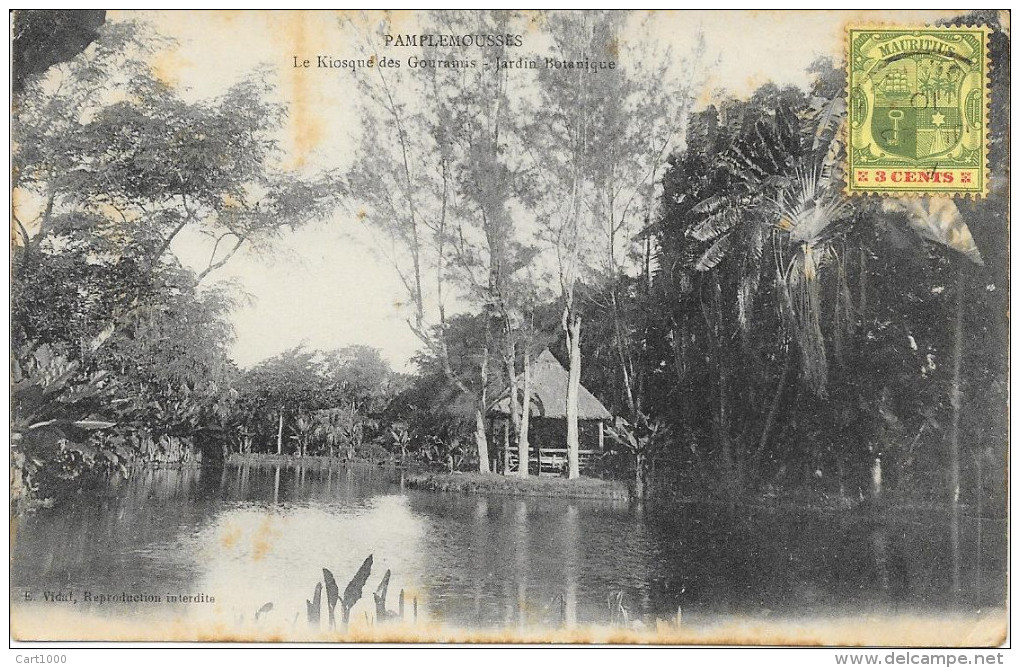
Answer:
405;471;631;500
226;452;395;469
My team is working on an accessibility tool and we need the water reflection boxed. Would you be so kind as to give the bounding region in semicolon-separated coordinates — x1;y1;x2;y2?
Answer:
10;463;1006;630
562;503;579;627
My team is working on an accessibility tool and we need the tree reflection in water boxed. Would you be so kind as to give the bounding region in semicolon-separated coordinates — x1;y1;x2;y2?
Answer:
10;462;1006;630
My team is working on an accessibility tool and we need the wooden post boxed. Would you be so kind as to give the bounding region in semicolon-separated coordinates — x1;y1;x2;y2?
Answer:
598;420;604;451
503;419;511;474
487;417;496;472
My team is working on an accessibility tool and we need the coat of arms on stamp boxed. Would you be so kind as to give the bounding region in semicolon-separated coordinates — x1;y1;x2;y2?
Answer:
847;26;989;196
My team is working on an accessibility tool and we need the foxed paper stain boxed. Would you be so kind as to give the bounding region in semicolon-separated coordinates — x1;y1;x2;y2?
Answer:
250;516;277;562
278;12;328;169
150;41;192;88
10;607;1008;645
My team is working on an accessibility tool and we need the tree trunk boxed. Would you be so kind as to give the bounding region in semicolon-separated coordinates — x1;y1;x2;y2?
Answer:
949;263;965;594
671;317;691;438
475;407;491;474
477;354;491;473
504;340;522;468
276;409;284;455
565;313;581;480
635;451;646;499
871;457;883;498
703;276;735;492
518;348;531;478
611;291;638;421
750;345;792;475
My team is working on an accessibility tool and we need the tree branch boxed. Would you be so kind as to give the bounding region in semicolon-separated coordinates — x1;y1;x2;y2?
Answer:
12;211;31;249
151;193;195;267
196;234;245;283
28;190;56;251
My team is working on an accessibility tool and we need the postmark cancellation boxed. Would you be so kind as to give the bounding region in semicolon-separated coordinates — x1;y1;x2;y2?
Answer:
847;26;990;197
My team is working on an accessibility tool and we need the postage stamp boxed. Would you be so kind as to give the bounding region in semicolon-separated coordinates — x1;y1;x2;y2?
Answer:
846;26;990;197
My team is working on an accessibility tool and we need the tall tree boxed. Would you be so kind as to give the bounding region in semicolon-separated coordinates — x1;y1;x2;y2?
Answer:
528;11;701;477
12;22;340;288
237;348;324;455
12;10;106;94
11;19;341;501
346;10;536;473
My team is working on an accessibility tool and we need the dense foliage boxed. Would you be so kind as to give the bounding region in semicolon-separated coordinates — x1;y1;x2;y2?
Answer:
559;14;1007;506
10;20;343;508
11;12;1008;515
386;12;1008;508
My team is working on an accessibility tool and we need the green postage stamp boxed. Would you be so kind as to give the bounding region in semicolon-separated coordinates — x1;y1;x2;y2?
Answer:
847;26;990;196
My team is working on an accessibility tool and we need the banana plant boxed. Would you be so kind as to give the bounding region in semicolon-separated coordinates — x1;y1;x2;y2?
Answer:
605;414;669;499
288;413;314;457
388;425;411;463
12;340;119;506
314;412;343;458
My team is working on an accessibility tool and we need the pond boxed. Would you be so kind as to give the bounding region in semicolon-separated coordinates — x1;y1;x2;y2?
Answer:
9;462;1007;640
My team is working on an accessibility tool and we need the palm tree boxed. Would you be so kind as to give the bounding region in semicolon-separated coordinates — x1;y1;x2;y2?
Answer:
289;413;314;457
770;165;849;395
313;409;347;459
683;92;850;397
387;425;410;463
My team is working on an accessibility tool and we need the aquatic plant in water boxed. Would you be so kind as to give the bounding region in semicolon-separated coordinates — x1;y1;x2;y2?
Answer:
322;554;373;627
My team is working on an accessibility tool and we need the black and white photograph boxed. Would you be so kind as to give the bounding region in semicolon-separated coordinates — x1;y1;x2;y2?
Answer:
8;9;1010;649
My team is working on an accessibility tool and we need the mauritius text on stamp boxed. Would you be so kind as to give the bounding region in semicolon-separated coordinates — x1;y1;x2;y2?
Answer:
847;26;989;197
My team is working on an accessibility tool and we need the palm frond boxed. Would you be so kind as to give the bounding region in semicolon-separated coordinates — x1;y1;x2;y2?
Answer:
806;96;847;154
737;272;758;334
880;198;984;266
737;222;767;333
694;232;733;271
688;207;738;242
770;165;847;244
691;194;725;215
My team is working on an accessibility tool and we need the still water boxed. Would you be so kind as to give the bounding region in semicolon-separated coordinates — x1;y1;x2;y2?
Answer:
10;462;1006;631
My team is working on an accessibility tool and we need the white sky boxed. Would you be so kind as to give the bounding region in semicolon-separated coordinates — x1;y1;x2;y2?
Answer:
108;9;961;370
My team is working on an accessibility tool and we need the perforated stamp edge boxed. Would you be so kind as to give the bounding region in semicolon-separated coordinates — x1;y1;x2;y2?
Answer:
844;24;991;199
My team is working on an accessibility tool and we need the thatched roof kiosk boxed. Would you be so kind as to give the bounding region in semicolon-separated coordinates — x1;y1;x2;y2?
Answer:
486;349;612;476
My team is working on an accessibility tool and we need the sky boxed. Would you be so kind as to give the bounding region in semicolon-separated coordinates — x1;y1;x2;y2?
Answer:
108;9;962;371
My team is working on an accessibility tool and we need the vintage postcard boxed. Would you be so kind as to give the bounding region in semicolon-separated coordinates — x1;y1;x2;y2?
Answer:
9;10;1009;648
